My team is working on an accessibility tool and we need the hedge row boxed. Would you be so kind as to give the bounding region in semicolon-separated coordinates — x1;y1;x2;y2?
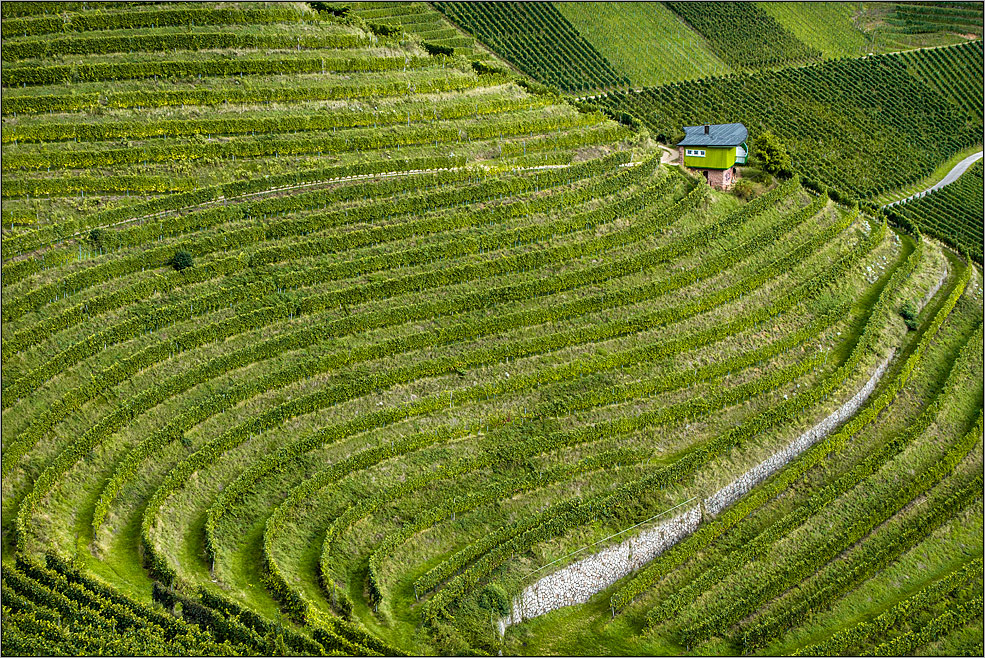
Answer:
1;28;370;61
2;5;308;38
3;94;549;144
3;109;602;170
795;555;984;656
0;70;506;116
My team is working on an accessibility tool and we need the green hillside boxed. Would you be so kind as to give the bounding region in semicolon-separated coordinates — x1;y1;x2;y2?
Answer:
2;2;983;657
555;2;728;87
888;159;984;263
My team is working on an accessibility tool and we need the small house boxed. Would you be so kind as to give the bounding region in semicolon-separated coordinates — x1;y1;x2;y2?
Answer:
676;123;748;190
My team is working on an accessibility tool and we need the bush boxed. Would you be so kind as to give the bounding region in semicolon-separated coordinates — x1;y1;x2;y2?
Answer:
422;41;454;57
171;250;194;271
899;301;919;330
476;584;510;616
732;179;755;200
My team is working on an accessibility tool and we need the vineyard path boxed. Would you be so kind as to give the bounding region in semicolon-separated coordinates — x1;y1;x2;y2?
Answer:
884;149;983;207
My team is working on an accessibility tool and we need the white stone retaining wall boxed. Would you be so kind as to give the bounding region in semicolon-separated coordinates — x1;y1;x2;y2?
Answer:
497;352;895;633
704;351;894;516
499;505;701;632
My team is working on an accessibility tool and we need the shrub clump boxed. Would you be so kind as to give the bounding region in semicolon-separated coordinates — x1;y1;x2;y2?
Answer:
476;583;510;616
171;250;194;271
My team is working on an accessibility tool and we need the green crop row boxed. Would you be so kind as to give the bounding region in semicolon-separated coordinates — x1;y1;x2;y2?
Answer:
676;339;978;648
4;555;238;655
2;153;468;262
306;274;841;613
1;173;199;198
2;157;634;393
91;174;669;537
2;158;640;480
417;222;886;619
1;28;370;61
413;218;876;603
1;5;308;38
415;351;829;622
0;70;507;116
865;591;984;655
615;239;926;614
2;94;549;144
796;556;985;656
358;309;844;610
649;318;979;630
743;466;985;649
2;51;436;87
3;107;600;171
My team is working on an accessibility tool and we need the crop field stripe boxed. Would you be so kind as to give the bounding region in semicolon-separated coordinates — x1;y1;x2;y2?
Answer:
1;158;645;401
2;109;606;171
12;174;692;528
0;69;506;117
794;555;985;656
611;236;926;612
0;159;645;471
2;155;637;362
734;323;985;647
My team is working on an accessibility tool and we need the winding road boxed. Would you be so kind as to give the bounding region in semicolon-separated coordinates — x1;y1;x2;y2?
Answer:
884;149;984;208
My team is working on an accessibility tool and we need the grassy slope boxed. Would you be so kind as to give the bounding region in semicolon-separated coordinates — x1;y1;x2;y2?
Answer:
554;2;728;87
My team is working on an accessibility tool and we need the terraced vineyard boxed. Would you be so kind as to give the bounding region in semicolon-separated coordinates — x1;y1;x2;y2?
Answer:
432;1;630;93
594;41;984;200
888;160;984;263
2;2;983;657
664;1;821;69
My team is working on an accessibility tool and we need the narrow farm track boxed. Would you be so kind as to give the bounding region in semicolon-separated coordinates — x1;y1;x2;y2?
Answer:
2;3;982;656
884;150;983;207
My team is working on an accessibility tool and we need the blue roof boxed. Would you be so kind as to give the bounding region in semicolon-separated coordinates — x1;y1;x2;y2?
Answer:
677;123;748;147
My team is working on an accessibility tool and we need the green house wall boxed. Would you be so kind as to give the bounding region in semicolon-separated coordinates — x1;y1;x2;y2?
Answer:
683;146;737;170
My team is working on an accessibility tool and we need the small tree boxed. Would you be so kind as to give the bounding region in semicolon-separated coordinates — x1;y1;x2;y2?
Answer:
756;131;792;177
171;250;194;271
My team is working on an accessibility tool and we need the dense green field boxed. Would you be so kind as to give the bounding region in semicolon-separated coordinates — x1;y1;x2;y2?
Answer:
555;2;728;87
2;2;983;657
595;41;983;200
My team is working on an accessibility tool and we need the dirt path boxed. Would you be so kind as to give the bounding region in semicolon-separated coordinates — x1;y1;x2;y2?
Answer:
884;150;983;208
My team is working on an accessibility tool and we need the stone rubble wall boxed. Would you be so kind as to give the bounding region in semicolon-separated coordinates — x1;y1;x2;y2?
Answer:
498;352;895;634
704;351;894;516
919;264;948;313
500;505;701;631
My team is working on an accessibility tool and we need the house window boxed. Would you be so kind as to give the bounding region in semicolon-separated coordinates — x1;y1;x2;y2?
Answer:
685;149;706;157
